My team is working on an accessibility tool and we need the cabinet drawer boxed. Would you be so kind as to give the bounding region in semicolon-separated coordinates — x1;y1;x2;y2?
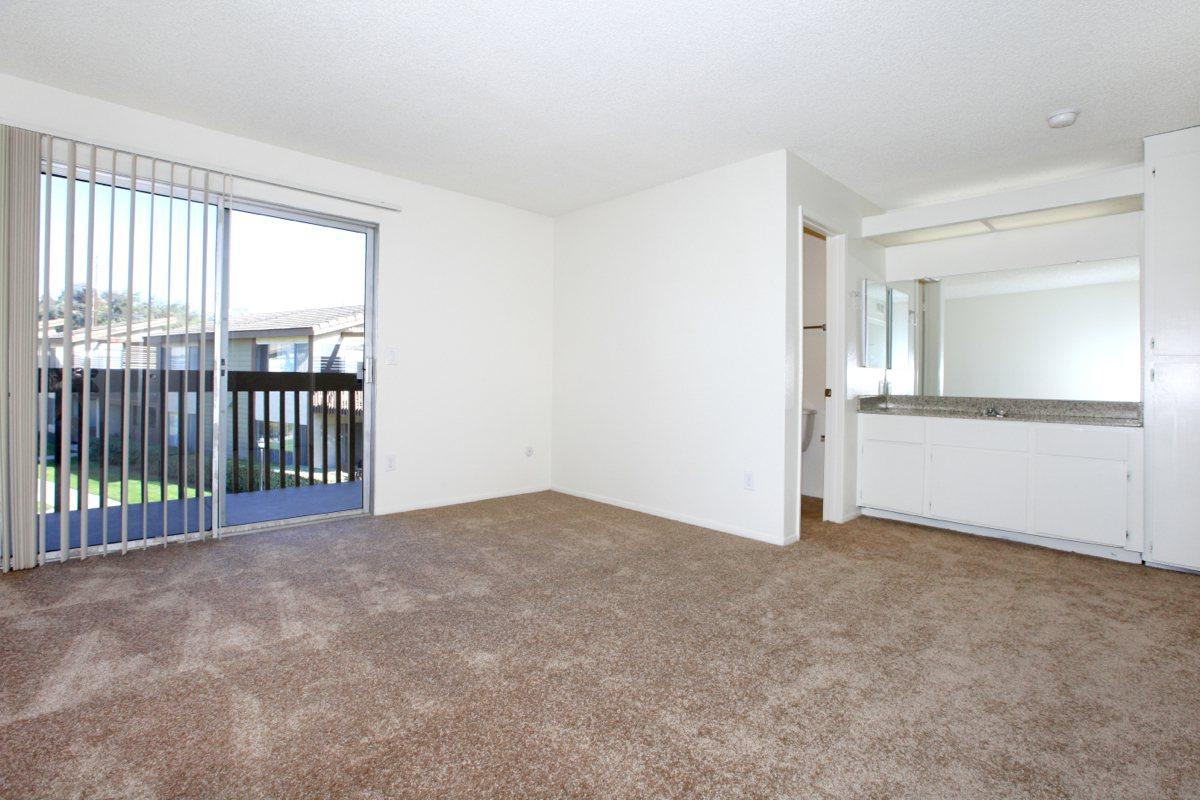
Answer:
929;418;1030;452
860;413;926;444
1034;426;1130;461
928;445;1027;531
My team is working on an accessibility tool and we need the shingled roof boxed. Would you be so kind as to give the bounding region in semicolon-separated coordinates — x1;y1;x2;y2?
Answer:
227;305;364;338
57;305;366;345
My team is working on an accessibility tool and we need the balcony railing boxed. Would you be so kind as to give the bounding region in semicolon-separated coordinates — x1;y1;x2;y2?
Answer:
39;366;215;513
227;370;363;494
37;368;363;515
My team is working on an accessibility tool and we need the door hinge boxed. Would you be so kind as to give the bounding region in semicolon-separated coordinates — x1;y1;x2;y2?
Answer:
1150;368;1156;382
1127;469;1132;482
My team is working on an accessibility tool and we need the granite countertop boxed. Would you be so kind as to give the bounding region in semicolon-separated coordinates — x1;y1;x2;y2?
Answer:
858;395;1142;428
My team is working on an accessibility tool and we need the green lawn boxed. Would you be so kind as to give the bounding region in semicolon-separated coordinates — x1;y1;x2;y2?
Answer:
43;462;208;506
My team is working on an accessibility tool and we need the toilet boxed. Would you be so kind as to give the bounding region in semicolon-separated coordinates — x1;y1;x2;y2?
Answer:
801;408;816;452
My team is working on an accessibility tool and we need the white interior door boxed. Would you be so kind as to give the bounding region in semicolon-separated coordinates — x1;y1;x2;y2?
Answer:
1146;357;1200;568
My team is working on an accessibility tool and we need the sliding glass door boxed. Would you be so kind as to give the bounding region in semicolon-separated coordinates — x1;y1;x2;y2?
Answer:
36;140;221;557
218;204;373;528
33;135;374;561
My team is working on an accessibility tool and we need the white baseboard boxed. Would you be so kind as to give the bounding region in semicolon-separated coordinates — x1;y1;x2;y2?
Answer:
862;507;1144;564
1143;560;1200;575
382;485;551;515
550;485;787;546
823;507;862;525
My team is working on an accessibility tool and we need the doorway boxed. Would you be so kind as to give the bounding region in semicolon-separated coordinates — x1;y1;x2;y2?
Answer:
219;204;375;529
801;225;828;522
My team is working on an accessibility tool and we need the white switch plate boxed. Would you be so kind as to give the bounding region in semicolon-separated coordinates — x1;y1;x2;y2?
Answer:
385;455;396;471
385;347;399;366
743;471;755;491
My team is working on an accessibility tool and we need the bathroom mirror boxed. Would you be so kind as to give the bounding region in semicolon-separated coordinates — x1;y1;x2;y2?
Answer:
861;279;888;369
875;257;1141;401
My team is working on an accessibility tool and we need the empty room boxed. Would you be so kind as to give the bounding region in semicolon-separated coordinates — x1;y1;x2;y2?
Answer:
1;2;1198;798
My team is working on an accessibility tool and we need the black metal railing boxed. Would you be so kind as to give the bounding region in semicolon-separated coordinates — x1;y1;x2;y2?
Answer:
226;370;363;494
37;368;363;513
39;366;214;514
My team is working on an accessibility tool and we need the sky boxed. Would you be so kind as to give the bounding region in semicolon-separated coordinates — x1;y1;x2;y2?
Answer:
41;175;367;321
227;209;366;317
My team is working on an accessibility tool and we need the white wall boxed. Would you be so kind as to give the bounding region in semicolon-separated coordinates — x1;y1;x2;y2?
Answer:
826;237;886;523
942;281;1141;401
553;150;877;544
800;232;826;499
0;74;555;514
552;152;790;543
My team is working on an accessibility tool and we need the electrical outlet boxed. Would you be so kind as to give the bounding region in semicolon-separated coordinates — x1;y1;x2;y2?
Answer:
743;471;755;491
524;446;535;458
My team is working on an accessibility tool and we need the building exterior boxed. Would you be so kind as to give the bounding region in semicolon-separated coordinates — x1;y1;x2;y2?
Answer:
40;306;365;496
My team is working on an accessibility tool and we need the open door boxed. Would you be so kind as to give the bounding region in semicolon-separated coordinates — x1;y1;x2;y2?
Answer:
218;203;374;529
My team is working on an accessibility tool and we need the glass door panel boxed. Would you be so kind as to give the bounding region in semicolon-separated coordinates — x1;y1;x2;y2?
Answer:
36;141;219;558
220;207;370;527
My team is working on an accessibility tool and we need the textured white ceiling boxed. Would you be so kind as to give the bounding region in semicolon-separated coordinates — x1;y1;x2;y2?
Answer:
1;1;1197;215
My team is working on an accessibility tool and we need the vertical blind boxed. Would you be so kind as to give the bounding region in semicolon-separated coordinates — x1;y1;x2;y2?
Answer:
2;126;40;571
1;127;231;567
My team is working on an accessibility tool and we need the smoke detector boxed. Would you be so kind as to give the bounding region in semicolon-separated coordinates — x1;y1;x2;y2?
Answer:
1047;109;1080;128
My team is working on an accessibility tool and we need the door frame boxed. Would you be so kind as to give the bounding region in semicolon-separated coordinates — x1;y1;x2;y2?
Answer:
213;198;379;537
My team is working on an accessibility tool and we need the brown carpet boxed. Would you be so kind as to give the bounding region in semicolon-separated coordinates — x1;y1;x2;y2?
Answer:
1;492;1198;799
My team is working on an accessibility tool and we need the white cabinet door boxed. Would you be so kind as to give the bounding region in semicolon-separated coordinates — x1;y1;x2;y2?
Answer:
1030;455;1128;546
928;446;1027;531
1145;139;1200;355
860;439;925;515
1146;357;1200;569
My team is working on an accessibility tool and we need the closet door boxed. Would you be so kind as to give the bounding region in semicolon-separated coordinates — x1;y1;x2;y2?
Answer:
1144;127;1200;570
1146;357;1200;569
1144;132;1200;355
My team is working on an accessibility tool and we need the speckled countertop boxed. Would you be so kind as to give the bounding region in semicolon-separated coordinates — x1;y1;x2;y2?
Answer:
858;395;1142;427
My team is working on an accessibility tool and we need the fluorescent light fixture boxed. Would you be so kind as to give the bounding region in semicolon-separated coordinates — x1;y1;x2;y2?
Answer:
986;196;1143;231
